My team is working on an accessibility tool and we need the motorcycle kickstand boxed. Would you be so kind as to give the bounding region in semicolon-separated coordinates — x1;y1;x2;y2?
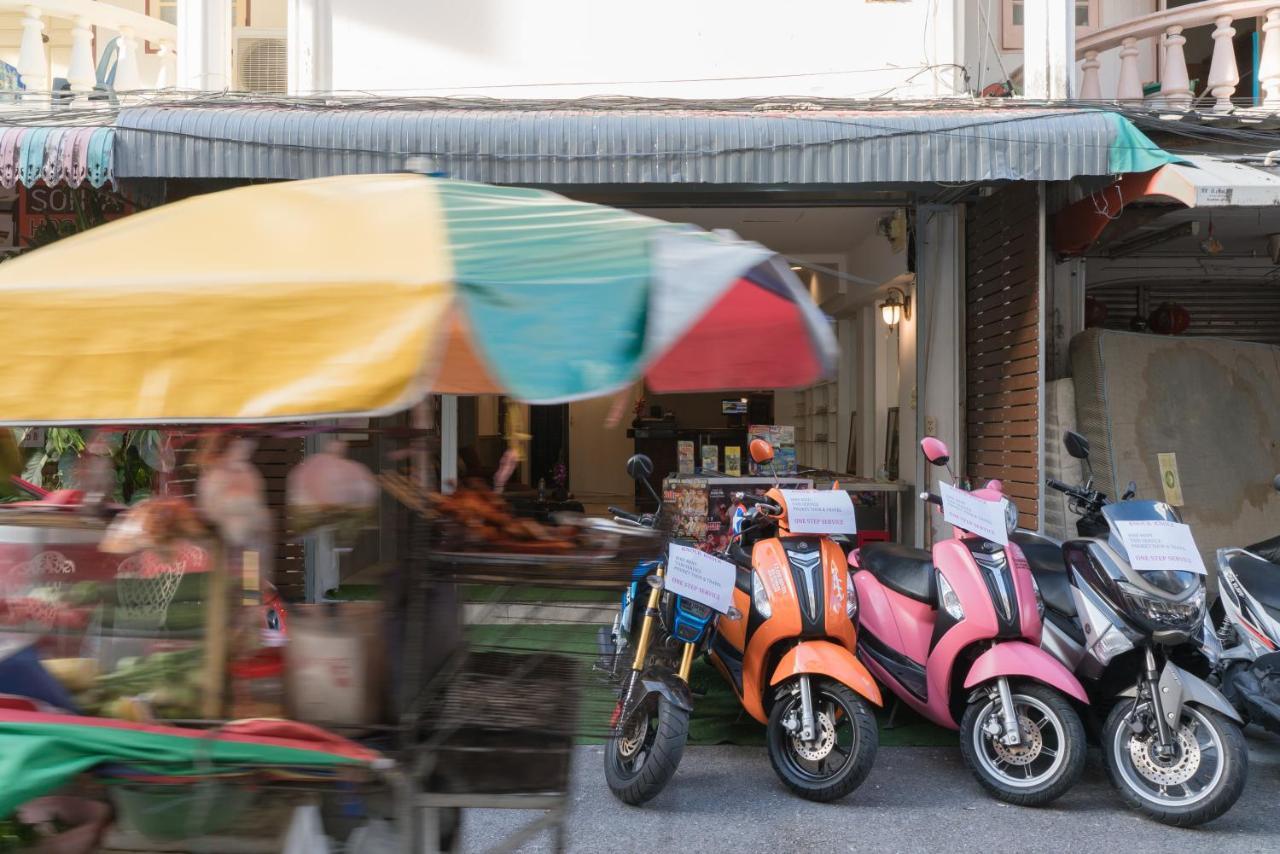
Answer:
885;696;903;730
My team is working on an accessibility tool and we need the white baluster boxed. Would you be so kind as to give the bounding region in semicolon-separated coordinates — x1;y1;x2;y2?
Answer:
1079;50;1102;100
114;26;141;91
17;5;48;96
1117;37;1143;104
66;16;95;94
1208;15;1240;112
1160;25;1192;110
1260;9;1280;110
155;42;176;90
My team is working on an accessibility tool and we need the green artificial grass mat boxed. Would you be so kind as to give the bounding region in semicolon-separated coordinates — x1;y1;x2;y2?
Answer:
323;583;617;603
461;584;616;603
465;623;953;748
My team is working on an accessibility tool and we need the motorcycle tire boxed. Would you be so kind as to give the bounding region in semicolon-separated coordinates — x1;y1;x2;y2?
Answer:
1102;700;1248;827
766;678;878;803
959;681;1086;807
603;695;689;806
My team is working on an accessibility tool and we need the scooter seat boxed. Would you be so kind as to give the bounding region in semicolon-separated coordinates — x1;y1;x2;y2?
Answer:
860;542;936;605
1018;543;1076;618
1247;534;1280;565
1228;552;1280;618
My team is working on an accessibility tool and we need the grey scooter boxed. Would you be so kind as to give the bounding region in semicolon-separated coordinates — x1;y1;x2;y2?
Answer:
1013;431;1247;828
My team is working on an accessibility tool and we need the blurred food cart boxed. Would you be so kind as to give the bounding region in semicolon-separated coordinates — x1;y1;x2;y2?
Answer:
0;174;836;852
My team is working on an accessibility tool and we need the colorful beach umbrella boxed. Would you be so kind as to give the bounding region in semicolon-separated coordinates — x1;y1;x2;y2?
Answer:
0;174;835;425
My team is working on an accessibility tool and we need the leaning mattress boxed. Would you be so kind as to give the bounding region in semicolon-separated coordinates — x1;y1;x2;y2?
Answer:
1070;328;1280;568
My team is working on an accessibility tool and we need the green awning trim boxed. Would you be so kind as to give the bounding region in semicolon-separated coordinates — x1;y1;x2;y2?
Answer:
1106;113;1183;174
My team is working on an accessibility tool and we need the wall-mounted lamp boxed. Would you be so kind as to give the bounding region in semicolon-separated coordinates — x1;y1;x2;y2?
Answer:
879;286;911;327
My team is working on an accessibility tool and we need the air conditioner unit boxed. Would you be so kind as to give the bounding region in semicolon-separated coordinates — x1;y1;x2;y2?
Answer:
233;29;287;94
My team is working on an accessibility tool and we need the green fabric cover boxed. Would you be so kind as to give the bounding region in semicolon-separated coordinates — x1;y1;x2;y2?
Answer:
0;719;366;817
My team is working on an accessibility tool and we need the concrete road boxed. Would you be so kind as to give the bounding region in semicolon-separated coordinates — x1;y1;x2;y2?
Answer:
462;733;1280;853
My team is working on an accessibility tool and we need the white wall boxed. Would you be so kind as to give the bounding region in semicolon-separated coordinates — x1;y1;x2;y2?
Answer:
858;305;901;480
916;205;964;545
569;392;637;500
318;0;966;98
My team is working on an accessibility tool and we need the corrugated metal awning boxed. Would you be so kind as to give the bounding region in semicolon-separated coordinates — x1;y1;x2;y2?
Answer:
112;104;1173;186
0;126;114;189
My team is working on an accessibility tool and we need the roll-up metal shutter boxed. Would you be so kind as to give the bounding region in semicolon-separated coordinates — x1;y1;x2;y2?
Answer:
1088;280;1280;346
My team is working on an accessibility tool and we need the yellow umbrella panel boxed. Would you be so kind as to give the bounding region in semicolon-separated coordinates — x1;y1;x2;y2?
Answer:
0;175;457;424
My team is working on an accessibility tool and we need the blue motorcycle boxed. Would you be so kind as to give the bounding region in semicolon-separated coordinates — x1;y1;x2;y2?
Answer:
600;454;718;805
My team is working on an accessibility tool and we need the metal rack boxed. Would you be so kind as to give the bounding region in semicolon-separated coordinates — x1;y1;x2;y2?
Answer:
388;504;664;853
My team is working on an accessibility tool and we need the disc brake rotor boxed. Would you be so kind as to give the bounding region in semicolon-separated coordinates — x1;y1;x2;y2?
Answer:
618;714;649;758
792;710;837;761
990;712;1044;766
1129;723;1201;786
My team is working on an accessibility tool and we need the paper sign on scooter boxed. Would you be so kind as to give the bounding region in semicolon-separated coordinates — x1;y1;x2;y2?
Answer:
939;481;1010;546
1113;519;1207;575
779;489;857;534
665;543;737;614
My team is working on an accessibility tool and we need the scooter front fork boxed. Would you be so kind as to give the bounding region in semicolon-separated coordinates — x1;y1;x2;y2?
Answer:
630;566;666;672
677;642;696;683
1143;646;1176;754
996;677;1023;746
798;674;816;742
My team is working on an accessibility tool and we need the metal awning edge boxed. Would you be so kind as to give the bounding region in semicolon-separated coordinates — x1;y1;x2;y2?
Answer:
111;105;1152;186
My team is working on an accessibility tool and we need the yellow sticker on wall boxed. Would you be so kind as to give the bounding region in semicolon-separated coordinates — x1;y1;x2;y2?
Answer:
1158;453;1184;507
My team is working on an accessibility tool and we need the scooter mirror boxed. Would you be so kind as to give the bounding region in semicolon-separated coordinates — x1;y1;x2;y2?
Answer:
920;437;950;466
1123;480;1137;500
1063;430;1090;460
625;454;654;482
1273;474;1280;494
749;439;774;465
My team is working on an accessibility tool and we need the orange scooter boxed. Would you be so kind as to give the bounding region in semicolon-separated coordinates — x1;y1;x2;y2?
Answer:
705;439;881;801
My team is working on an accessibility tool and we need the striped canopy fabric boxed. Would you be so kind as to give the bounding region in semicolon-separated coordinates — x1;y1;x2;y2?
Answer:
0;126;114;189
0;173;835;424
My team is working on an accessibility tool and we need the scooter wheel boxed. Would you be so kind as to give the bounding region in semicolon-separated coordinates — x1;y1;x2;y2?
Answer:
1102;700;1247;827
960;681;1086;806
604;695;689;806
767;678;878;802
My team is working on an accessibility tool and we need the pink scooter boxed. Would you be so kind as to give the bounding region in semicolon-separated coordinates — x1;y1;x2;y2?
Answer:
850;438;1088;805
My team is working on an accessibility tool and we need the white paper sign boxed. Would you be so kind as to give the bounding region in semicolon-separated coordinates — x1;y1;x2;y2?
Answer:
939;481;1010;546
779;489;858;534
665;543;737;613
1113;520;1207;575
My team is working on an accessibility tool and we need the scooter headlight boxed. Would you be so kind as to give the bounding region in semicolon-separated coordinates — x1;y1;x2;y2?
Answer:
752;571;772;619
937;571;964;621
1118;581;1205;631
845;572;858;620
